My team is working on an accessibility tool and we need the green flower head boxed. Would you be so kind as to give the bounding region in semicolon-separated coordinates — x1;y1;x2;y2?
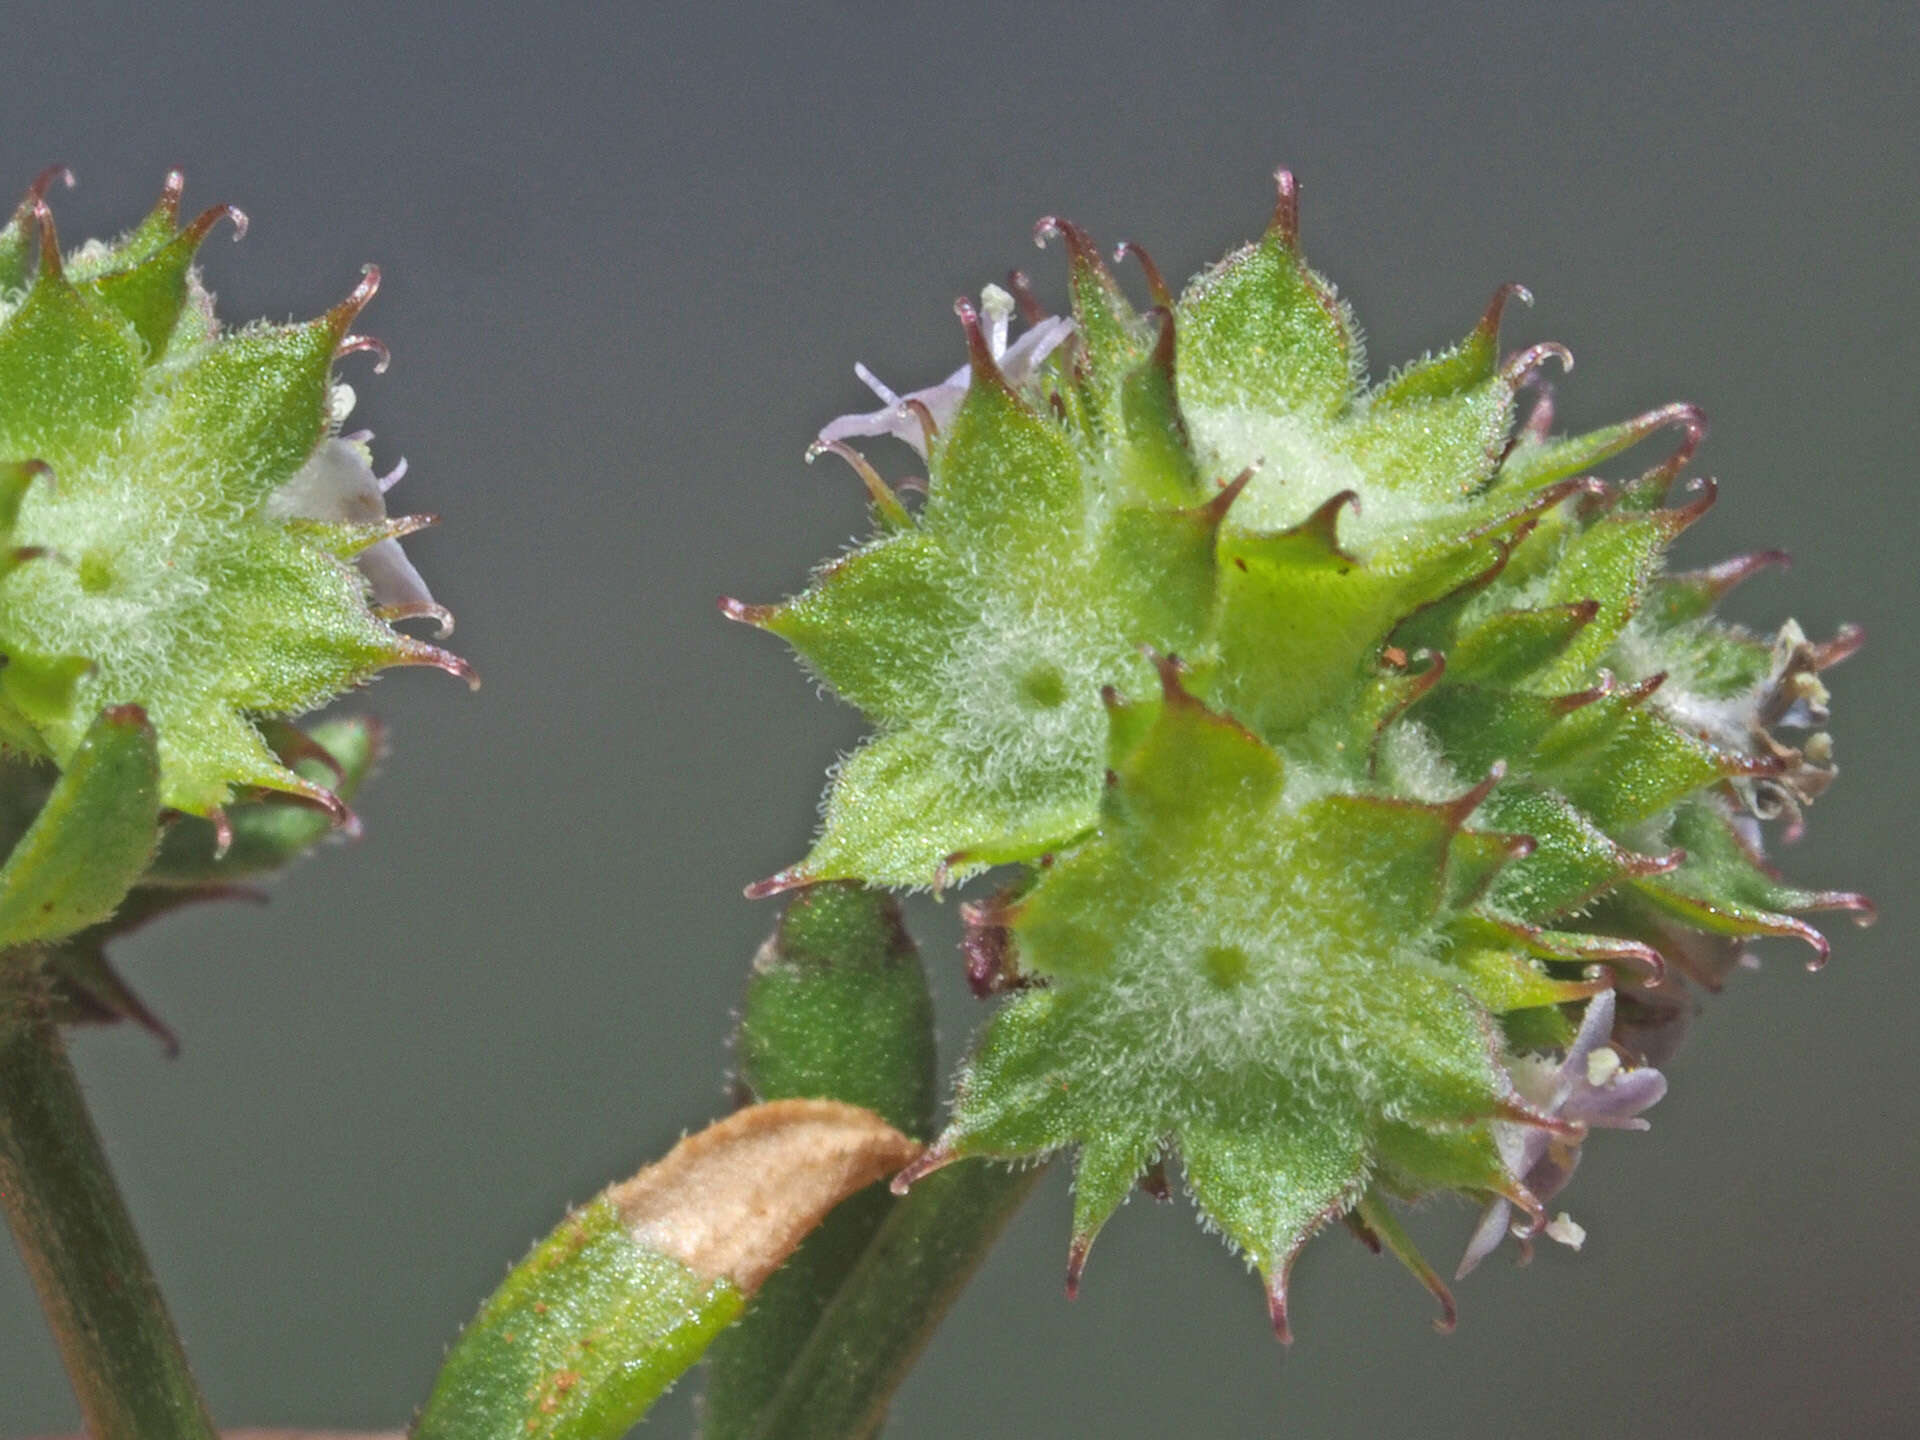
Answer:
0;168;472;825
734;172;1869;1336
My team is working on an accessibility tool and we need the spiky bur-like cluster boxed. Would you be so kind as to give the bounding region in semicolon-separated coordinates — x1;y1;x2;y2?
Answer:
0;170;466;1039
0;168;470;824
729;173;1871;1337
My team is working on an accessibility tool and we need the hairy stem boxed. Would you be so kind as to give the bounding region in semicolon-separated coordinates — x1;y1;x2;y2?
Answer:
745;1159;1045;1440
0;957;218;1440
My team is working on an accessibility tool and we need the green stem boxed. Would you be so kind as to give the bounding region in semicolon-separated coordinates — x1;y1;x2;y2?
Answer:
745;1159;1045;1440
0;958;218;1440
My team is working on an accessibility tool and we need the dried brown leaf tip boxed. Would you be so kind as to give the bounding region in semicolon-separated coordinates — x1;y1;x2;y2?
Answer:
610;1097;921;1293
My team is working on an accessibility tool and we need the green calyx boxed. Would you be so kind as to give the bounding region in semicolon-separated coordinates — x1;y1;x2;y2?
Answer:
739;171;1869;1334
0;169;469;820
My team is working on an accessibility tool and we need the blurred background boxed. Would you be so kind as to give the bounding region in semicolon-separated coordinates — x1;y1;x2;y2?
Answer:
2;3;1915;1435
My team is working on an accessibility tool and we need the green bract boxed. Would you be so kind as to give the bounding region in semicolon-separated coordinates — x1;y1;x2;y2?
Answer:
737;173;1870;1335
0;169;469;820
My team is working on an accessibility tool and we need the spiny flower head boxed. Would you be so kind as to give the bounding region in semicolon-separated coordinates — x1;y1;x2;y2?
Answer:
730;172;1870;1336
0;168;470;825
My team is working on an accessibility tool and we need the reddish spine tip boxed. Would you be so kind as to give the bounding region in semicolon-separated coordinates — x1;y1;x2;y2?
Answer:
1475;282;1535;344
156;169;185;221
718;595;779;628
326;264;382;334
1661;475;1718;531
279;779;356;832
335;334;391;374
1269;168;1301;248
1198;467;1256;527
1549;672;1614;715
1624;846;1687;880
1265;1272;1296;1346
99;702;151;728
377;600;456;639
1499;341;1574;388
1113;239;1173;308
209;807;235;862
30;199;63;278
743;867;810;901
1619;671;1668;707
262;721;348;784
22;165;75;211
1494;1096;1582;1138
1638;402;1709;483
953;295;1009;390
1137;1159;1172;1202
1687;549;1792;602
1033;214;1103;273
1343;1211;1384;1255
1295;488;1361;557
1147;649;1193;703
1810;622;1865;671
392;638;480;691
182;202;247;246
889;1144;953;1196
1004;268;1046;325
1065;1236;1091;1300
1443;761;1507;828
1813;891;1878;926
1794;920;1833;971
902;397;940;449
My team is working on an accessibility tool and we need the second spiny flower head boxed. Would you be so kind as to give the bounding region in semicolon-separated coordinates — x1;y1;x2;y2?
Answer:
728;172;1868;1337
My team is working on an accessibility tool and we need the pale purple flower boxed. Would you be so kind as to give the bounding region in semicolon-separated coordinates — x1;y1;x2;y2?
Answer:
1456;990;1667;1278
816;284;1074;458
269;431;450;636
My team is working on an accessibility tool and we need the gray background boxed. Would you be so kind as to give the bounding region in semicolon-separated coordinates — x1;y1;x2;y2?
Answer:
3;3;1915;1435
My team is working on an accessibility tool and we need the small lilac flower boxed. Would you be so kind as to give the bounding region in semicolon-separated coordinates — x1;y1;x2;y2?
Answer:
1456;990;1667;1278
269;429;450;636
816;284;1073;457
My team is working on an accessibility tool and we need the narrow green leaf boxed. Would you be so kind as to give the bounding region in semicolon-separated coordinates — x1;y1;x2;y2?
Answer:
0;269;144;472
419;1101;918;1440
0;706;158;949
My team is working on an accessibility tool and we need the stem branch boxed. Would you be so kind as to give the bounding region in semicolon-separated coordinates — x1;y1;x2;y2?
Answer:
0;958;218;1440
746;1159;1045;1440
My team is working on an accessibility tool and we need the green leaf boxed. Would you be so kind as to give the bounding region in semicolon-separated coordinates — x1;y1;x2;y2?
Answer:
0;706;158;949
144;716;380;883
419;1195;744;1440
765;535;969;724
1374;1120;1510;1199
152;317;339;509
797;726;1098;889
1335;380;1513;507
0;267;144;473
1180;1097;1367;1341
1479;783;1658;920
1446;601;1600;687
1177;228;1354;425
1214;503;1491;739
924;359;1083;565
1115;315;1203;501
1042;217;1144;431
83;224;205;356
